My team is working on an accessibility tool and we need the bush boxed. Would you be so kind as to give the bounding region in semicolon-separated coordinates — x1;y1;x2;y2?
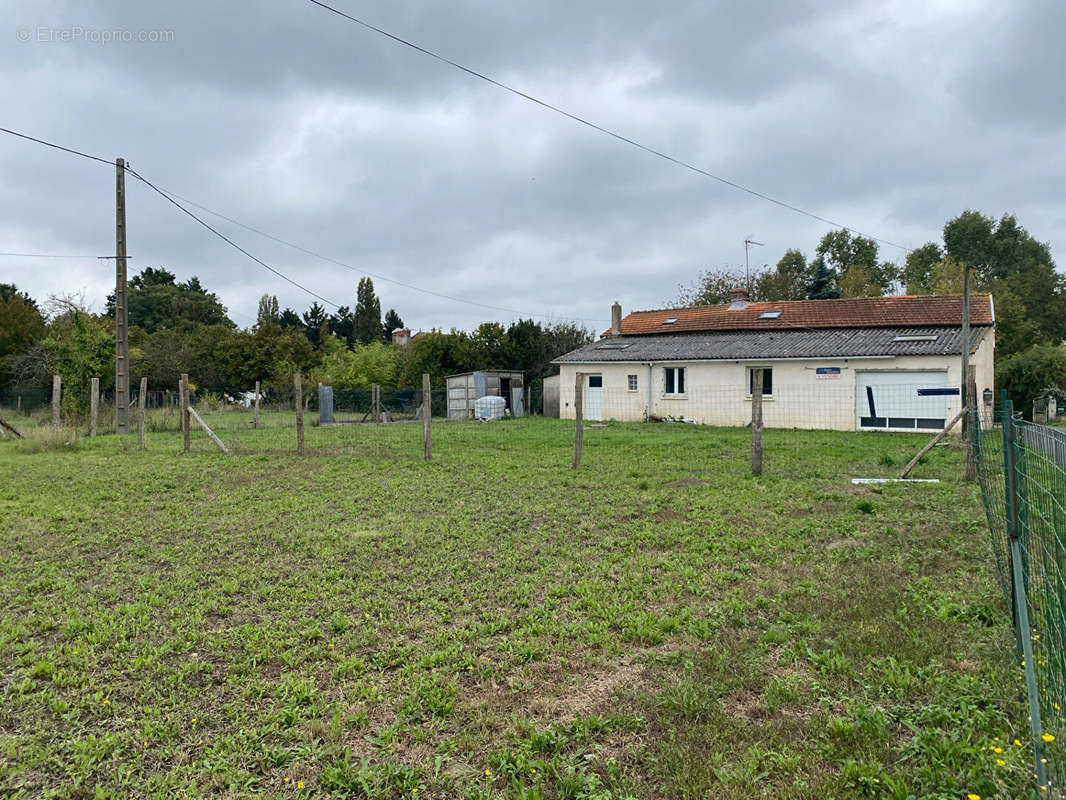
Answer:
995;343;1066;418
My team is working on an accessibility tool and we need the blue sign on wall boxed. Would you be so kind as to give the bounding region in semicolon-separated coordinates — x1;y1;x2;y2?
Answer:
815;367;841;379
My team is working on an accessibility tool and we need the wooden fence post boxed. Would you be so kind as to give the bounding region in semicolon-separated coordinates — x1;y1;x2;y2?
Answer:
751;368;764;476
51;374;61;427
90;377;99;437
138;377;147;450
964;363;977;481
253;380;260;429
572;372;584;470
180;373;190;453
295;371;304;454
423;373;432;461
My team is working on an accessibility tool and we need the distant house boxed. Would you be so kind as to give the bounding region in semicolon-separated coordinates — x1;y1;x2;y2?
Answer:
552;291;995;431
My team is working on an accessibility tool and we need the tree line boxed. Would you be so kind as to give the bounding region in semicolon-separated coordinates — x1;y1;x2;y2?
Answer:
676;210;1066;412
0;273;591;414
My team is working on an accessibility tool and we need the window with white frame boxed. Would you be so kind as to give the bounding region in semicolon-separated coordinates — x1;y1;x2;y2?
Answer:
627;374;638;391
664;367;686;395
747;367;773;397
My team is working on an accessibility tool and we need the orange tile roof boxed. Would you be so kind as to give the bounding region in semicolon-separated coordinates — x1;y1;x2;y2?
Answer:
607;294;994;337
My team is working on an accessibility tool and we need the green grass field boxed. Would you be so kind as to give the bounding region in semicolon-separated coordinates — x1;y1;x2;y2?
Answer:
0;414;1033;798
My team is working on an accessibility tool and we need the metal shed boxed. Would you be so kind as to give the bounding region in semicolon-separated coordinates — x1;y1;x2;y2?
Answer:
446;370;524;420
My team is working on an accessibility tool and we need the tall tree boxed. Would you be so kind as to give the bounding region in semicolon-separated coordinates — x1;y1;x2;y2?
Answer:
106;267;232;333
353;277;382;345
0;284;46;362
902;243;943;294
302;302;329;349
755;249;809;301
805;256;840;300
382;308;405;342
329;306;354;345
279;308;303;330
815;229;898;296
256;294;280;327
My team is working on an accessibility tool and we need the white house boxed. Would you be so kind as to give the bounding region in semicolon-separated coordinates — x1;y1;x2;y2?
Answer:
553;290;995;432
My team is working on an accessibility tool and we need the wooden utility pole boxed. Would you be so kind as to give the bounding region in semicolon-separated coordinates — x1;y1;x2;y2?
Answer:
90;377;99;436
422;373;432;461
137;377;147;450
961;266;976;481
51;374;61;427
180;373;190;453
295;371;304;453
572;372;584;469
114;157;131;434
253;380;260;429
751;368;764;476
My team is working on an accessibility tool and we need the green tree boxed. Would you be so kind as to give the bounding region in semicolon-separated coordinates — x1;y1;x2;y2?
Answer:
815;229;897;296
353;278;382;345
382;308;405;342
279;308;303;330
996;343;1066;418
302;302;329;349
903;243;942;294
329;306;354;345
675;267;751;306
754;249;809;301
806;257;840;300
107;267;233;333
256;294;280;327
312;341;397;388
40;301;115;414
0;284;46;362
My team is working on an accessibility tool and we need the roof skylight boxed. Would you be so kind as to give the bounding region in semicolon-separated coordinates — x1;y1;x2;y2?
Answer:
759;310;783;319
596;341;633;350
892;334;938;342
662;317;679;325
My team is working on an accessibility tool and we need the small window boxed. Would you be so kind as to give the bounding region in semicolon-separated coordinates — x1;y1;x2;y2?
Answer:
759;310;783;319
596;341;633;350
627;374;638;391
662;317;679;325
588;375;603;388
892;334;938;342
664;367;686;395
747;367;773;397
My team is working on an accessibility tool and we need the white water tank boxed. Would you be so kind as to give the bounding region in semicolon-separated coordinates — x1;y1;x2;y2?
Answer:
474;395;506;420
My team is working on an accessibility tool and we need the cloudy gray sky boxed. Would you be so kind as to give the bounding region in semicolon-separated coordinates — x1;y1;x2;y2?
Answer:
2;0;1063;331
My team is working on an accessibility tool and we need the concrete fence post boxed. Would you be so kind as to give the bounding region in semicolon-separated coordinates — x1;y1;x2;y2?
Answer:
180;373;190;453
295;371;304;454
423;373;432;461
90;376;99;437
138;377;147;450
572;372;584;470
254;380;261;430
51;374;61;427
751;368;764;476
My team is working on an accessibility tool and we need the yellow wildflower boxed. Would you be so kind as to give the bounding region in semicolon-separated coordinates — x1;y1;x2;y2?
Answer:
968;794;981;800
997;759;1005;766
1042;733;1055;742
297;781;304;789
485;769;492;776
992;746;1002;753
1016;739;1024;746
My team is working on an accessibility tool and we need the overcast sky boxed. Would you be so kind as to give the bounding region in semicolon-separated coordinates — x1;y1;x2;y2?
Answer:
2;0;1063;332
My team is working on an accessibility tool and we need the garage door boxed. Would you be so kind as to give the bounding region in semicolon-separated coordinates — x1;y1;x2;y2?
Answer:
856;371;949;431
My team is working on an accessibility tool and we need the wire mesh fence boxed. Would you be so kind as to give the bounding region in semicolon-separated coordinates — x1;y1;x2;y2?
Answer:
973;402;1066;795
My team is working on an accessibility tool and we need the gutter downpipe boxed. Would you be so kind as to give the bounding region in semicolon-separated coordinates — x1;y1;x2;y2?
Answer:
646;362;653;422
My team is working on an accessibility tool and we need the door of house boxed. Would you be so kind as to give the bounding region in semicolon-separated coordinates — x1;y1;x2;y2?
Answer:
585;374;603;420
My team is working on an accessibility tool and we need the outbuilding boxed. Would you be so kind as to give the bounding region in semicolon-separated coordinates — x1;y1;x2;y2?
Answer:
552;292;994;431
446;370;524;420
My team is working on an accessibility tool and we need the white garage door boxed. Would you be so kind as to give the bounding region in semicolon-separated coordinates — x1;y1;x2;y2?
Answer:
856;371;951;432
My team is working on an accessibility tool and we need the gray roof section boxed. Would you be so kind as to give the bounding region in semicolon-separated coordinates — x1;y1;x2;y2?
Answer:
553;326;989;363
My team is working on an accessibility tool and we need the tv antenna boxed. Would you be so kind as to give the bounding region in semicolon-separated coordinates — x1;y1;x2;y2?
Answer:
744;237;764;292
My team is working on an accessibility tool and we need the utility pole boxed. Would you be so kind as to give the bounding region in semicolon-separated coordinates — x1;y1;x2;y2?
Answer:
961;262;975;480
114;157;130;434
744;237;764;294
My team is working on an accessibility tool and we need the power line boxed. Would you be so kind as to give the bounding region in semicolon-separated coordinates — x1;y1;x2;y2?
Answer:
0;251;117;259
123;165;347;311
152;185;609;324
308;0;910;253
0;126;606;325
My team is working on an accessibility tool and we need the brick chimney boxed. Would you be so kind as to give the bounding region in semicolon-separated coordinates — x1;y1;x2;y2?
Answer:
729;287;750;310
610;301;622;336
